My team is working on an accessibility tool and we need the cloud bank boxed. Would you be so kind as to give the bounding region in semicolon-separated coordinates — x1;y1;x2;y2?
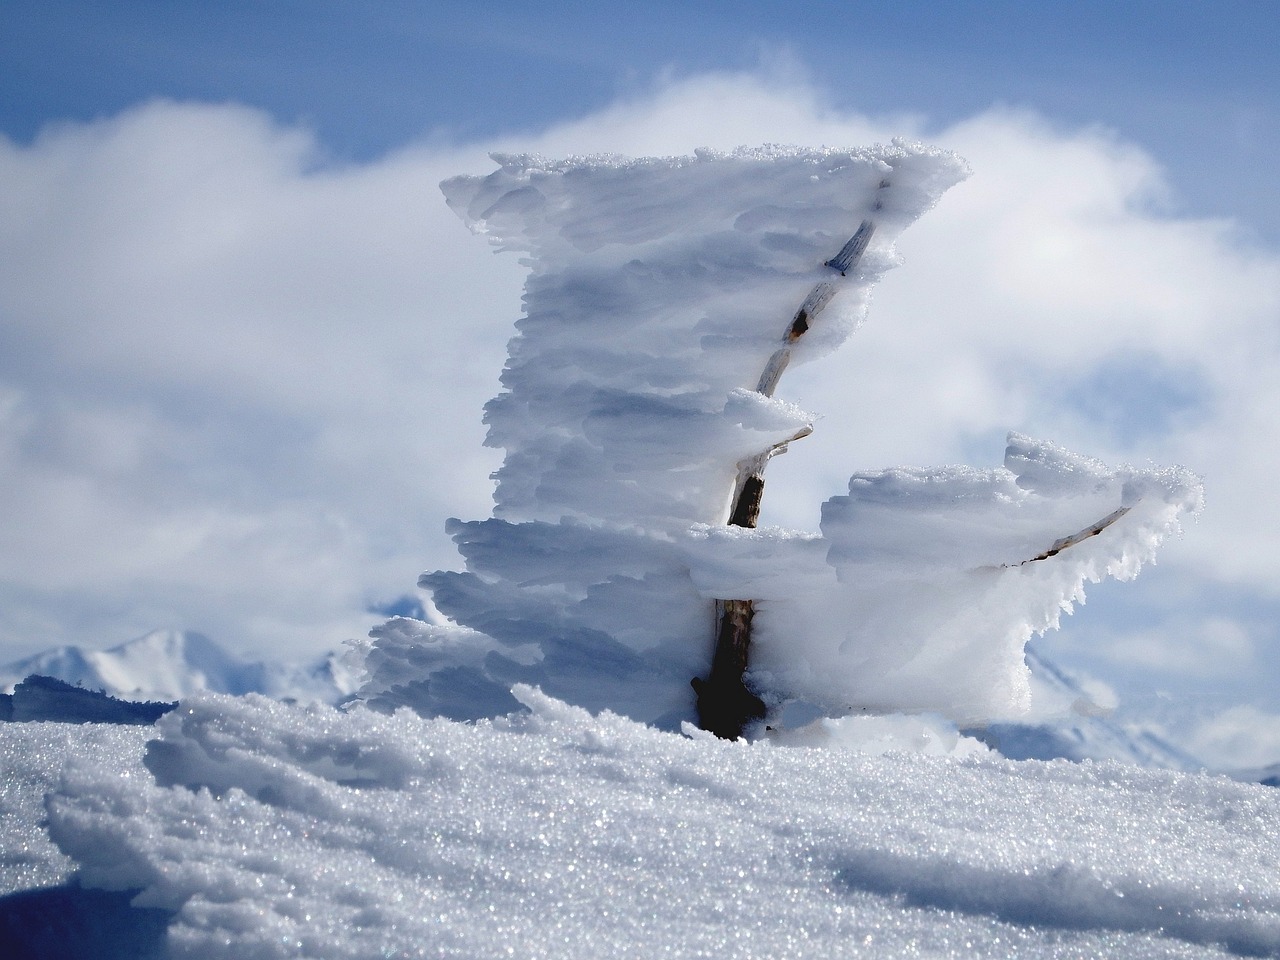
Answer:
0;73;1276;719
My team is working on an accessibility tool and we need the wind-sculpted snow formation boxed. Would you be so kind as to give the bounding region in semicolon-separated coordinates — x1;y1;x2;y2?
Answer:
358;145;1202;730
699;434;1204;722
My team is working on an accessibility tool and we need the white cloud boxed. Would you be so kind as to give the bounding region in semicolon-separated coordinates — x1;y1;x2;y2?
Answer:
0;74;1277;689
1186;704;1280;771
0;101;518;659
1091;617;1256;678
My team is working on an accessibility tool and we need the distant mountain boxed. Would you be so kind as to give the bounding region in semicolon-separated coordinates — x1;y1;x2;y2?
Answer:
964;648;1205;772
0;674;176;725
1230;763;1280;788
0;629;358;705
0;631;1230;777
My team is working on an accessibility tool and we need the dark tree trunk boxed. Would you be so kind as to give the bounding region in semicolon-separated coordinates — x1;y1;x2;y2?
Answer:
692;202;886;739
691;599;765;739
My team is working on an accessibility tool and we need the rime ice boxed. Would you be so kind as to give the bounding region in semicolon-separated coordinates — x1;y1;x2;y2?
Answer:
364;146;1202;729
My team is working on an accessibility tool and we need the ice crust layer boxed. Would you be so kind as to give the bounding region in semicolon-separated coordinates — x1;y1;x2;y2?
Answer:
41;690;1280;959
365;145;1202;728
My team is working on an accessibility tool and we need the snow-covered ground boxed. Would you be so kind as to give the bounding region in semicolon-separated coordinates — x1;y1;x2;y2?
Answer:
3;689;1279;958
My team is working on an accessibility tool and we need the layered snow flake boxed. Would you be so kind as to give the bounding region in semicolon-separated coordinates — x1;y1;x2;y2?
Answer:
742;433;1204;722
361;144;1202;731
440;145;966;531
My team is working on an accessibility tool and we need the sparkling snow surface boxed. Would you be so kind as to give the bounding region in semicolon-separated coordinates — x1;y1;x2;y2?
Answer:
0;722;151;895
31;690;1280;958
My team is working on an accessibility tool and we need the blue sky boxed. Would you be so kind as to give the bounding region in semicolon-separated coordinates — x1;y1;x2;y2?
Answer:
4;1;1278;236
2;1;1280;764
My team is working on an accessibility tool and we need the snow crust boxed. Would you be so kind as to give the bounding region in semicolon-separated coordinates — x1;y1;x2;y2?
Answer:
0;722;151;895
364;145;1202;728
38;691;1280;958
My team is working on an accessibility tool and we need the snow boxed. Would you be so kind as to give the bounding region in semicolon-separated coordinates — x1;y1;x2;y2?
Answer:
3;689;1272;958
0;721;151;896
0;630;358;705
439;145;963;537
405;146;972;727
0;144;1227;957
733;434;1202;722
364;146;1202;731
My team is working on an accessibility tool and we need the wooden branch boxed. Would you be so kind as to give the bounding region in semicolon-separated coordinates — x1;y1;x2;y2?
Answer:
693;195;886;738
825;219;876;275
690;599;764;740
726;425;814;525
1011;505;1132;566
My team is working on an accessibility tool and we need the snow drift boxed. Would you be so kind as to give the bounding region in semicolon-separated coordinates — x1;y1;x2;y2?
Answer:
34;689;1280;958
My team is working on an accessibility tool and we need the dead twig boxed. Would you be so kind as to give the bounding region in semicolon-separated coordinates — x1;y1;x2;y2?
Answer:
693;186;888;738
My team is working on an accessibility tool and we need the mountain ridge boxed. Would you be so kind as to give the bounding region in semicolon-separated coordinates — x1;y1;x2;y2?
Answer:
0;629;357;705
0;629;1236;778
